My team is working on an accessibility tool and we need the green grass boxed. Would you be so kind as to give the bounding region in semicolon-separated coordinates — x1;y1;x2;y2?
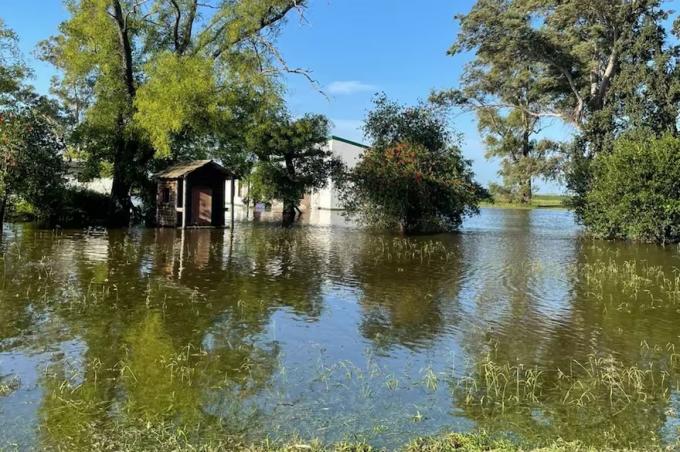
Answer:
0;376;20;397
37;424;647;451
480;195;567;210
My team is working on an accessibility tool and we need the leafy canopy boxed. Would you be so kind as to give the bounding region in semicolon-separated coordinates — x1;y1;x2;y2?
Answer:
0;21;66;226
583;134;680;245
134;52;219;156
342;95;487;234
246;112;341;222
0;93;66;225
41;0;307;225
448;0;680;222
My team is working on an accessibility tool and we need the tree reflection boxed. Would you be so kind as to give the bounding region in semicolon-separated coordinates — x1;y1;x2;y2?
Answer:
349;234;466;351
449;223;680;449
30;227;293;449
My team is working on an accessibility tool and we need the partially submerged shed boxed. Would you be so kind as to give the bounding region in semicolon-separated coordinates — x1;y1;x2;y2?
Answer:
156;160;231;228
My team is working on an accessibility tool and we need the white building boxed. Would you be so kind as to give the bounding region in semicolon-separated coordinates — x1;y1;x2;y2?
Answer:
227;135;367;211
65;160;113;195
310;136;367;210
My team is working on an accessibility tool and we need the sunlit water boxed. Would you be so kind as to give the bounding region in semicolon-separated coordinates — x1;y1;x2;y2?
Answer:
1;208;680;449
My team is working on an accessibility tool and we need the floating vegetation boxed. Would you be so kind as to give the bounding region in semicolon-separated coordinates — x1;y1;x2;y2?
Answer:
0;375;20;397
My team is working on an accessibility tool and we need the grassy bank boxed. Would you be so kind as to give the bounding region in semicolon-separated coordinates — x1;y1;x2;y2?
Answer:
480;195;567;209
38;425;656;451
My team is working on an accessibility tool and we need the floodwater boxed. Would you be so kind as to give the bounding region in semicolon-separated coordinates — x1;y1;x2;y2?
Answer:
1;208;680;449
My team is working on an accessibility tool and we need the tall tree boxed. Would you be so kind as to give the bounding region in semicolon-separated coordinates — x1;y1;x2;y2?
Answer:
246;113;341;226
451;0;674;129
0;21;65;230
450;0;680;214
0;93;66;229
42;0;307;226
341;95;487;234
0;19;28;98
478;107;560;203
432;62;560;204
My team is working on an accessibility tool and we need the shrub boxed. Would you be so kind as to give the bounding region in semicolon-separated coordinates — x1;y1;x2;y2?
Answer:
582;133;680;244
341;95;487;234
55;187;111;228
6;197;36;222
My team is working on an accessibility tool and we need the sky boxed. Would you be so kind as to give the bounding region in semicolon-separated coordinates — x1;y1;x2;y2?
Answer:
1;0;570;193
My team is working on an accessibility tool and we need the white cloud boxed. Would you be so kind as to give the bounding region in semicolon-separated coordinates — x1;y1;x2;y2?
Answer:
326;80;377;95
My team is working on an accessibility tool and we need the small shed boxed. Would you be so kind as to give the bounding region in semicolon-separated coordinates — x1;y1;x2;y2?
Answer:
156;160;232;228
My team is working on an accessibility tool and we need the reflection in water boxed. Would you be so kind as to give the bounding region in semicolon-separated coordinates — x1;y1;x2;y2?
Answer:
0;209;679;449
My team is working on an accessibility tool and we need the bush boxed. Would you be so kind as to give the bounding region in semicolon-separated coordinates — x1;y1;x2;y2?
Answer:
6;197;36;222
341;95;487;234
583;134;680;244
55;187;111;228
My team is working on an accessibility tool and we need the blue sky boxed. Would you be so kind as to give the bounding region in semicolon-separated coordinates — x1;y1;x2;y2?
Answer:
1;0;570;193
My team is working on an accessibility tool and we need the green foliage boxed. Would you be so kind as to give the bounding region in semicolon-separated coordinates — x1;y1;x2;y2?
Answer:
582;134;680;244
0;19;29;98
434;24;562;205
449;0;680;227
134;52;218;157
0;91;66;227
7;197;36;222
342;95;487;234
41;0;306;225
0;21;70;228
247;164;277;205
247;112;341;223
451;0;678;130
477;107;561;203
57;187;110;227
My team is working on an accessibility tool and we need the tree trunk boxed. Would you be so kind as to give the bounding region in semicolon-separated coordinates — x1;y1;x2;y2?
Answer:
282;200;296;227
108;139;133;227
0;196;6;236
282;154;297;227
521;178;532;204
520;128;532;205
109;178;132;227
107;0;137;228
111;0;136;99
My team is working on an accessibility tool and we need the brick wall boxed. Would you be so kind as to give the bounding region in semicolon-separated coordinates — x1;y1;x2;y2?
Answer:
157;179;178;227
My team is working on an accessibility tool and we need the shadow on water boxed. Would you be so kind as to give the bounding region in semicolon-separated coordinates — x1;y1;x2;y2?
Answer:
0;209;679;449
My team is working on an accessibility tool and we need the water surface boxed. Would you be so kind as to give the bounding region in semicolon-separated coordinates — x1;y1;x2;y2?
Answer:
1;209;679;449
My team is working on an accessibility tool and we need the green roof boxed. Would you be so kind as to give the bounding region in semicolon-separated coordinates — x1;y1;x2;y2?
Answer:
331;135;369;149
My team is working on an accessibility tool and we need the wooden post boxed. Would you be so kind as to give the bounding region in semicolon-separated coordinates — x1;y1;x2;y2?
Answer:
181;175;188;229
230;177;235;228
245;177;250;219
178;228;185;279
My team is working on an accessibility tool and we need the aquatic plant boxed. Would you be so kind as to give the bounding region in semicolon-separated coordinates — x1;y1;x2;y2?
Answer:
0;375;20;397
450;342;680;448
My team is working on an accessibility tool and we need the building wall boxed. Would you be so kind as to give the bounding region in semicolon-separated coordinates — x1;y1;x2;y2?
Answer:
311;138;365;210
157;179;179;227
225;179;247;206
225;137;367;212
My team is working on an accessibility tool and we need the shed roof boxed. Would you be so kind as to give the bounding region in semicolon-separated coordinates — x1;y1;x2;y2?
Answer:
156;160;229;179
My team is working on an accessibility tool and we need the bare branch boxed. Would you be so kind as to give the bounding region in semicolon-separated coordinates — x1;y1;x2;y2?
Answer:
254;35;326;99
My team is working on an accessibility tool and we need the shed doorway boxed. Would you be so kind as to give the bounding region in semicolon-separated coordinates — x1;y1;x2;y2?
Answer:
192;187;213;226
